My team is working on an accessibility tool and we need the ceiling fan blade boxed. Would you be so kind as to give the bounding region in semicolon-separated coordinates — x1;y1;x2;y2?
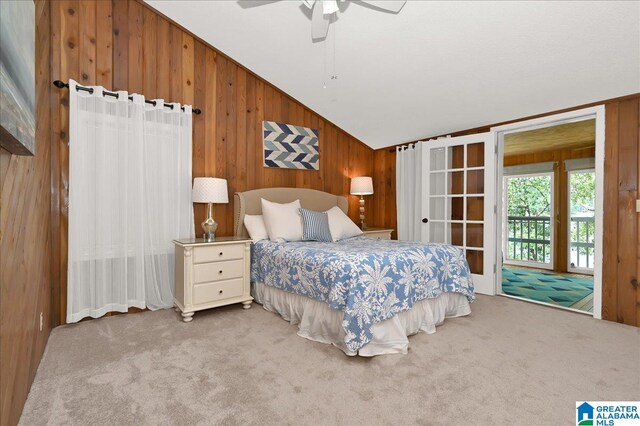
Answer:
322;0;339;14
360;0;406;13
311;1;330;40
301;0;315;9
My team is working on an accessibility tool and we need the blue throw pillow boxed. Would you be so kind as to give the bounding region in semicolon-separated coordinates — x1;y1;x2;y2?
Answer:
299;208;333;242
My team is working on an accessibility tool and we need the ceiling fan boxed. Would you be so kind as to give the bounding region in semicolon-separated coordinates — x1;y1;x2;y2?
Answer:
245;0;406;41
304;0;406;40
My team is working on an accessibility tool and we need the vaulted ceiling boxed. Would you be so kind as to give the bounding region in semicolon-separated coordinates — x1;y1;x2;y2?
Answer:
145;1;640;149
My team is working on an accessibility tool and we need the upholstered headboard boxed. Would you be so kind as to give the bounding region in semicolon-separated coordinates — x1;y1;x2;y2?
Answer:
234;187;348;238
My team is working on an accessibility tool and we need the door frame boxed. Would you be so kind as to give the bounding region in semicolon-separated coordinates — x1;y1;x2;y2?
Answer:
492;105;605;319
502;170;555;271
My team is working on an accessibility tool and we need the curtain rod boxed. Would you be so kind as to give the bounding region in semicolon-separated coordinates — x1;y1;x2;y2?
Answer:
52;80;202;115
388;144;416;153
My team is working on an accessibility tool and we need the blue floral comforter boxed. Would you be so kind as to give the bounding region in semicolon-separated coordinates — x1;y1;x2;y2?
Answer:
251;236;475;352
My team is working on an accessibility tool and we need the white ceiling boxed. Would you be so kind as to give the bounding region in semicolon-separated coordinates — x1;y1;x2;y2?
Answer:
146;0;640;149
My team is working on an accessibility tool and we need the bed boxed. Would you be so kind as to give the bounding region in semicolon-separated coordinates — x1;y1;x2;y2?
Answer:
234;187;474;356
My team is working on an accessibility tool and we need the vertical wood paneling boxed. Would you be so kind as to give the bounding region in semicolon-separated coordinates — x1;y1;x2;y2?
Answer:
203;49;216;179
637;102;640;325
637;103;640;325
141;7;156;98
1;1;52;423
127;0;143;94
56;0;79;326
191;40;206;218
49;0;62;329
214;54;228;232
616;99;639;325
169;24;183;102
602;103;620;322
95;0;112;87
245;74;256;189
181;33;195;106
224;62;237;231
155;16;170;100
78;0;96;84
254;79;265;187
236;67;247;194
111;0;128;90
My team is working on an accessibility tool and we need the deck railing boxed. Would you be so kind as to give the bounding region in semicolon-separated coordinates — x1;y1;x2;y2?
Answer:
507;216;551;264
507;215;595;270
570;216;595;270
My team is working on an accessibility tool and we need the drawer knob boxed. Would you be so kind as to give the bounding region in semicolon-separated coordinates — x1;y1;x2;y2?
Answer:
218;270;223;274
219;290;223;294
219;252;223;256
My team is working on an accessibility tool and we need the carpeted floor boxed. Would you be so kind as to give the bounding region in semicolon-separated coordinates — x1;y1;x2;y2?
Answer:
502;267;593;308
21;296;639;426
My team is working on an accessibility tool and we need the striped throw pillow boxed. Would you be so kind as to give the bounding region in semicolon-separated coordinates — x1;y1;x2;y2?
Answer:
299;208;333;242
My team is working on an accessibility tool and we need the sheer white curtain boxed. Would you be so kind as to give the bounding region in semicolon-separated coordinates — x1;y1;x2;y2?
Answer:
67;79;194;323
143;102;194;309
396;142;423;241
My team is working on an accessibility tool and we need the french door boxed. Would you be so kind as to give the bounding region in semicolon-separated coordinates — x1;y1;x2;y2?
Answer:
421;133;496;295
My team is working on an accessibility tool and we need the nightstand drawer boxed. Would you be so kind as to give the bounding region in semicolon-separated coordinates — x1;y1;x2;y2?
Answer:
193;278;244;304
193;259;244;284
194;244;244;264
362;230;392;240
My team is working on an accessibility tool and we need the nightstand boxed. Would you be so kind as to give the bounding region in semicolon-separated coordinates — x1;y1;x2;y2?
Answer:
173;237;253;322
361;228;393;240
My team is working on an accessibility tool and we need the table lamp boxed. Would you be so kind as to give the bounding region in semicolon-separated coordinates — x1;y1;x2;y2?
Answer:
192;177;229;241
350;176;374;229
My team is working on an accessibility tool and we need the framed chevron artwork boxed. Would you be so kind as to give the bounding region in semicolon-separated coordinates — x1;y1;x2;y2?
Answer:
263;121;319;170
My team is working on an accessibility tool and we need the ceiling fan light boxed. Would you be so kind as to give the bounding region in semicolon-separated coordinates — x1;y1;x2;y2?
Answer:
322;0;339;15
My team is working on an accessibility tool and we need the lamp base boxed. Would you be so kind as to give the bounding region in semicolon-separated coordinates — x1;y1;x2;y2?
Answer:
202;232;216;242
359;196;367;230
201;203;218;242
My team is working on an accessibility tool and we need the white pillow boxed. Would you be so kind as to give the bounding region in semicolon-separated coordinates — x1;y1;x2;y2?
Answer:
243;215;269;242
326;206;363;241
261;199;303;242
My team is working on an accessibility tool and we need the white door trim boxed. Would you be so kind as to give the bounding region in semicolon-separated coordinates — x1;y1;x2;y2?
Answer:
491;105;605;319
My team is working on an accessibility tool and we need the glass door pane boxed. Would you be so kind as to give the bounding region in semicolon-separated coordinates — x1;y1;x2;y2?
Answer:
503;173;553;268
568;170;595;272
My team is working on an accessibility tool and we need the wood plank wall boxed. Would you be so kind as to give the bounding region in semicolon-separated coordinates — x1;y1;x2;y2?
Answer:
372;95;640;327
503;145;596;273
49;0;375;326
602;97;640;326
0;1;52;424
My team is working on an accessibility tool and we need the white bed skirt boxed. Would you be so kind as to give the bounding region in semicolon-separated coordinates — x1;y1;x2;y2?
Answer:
252;282;471;357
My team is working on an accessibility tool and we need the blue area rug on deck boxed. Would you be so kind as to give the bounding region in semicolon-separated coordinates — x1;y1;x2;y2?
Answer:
501;267;593;307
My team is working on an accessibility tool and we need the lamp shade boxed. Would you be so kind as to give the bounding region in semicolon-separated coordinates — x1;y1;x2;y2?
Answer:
192;177;229;204
350;176;374;195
